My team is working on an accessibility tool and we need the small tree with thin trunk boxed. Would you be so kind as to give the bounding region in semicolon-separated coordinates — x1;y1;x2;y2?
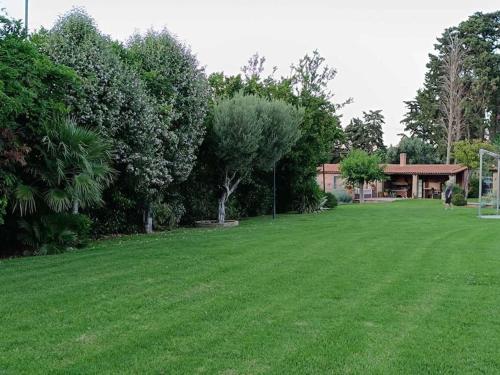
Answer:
212;93;302;223
340;149;385;203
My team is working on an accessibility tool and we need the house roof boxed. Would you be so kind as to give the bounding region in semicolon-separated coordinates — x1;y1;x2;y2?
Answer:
317;163;467;175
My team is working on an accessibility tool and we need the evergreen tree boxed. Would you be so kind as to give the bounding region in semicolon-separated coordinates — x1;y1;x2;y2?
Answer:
402;11;499;158
345;110;386;154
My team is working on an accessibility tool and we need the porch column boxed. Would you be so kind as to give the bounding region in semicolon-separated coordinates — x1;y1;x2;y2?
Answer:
412;174;418;199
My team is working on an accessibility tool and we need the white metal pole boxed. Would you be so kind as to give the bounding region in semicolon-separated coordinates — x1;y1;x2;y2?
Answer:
478;151;483;217
24;0;28;36
497;158;499;215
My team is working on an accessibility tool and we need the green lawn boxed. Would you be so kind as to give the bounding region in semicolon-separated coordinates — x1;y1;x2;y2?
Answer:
2;200;500;374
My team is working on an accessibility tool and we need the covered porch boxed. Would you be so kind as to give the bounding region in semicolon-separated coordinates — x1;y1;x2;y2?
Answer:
382;172;464;199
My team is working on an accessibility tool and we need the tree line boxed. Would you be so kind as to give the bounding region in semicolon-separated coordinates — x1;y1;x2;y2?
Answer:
0;9;343;256
401;11;499;163
1;8;498;256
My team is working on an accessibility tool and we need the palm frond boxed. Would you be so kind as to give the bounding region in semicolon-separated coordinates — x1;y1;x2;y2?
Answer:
13;184;37;216
44;188;71;212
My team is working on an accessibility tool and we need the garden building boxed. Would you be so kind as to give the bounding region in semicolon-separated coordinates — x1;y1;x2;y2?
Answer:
317;153;468;200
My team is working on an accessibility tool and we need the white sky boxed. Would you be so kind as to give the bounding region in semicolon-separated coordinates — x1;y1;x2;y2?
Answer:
2;0;498;145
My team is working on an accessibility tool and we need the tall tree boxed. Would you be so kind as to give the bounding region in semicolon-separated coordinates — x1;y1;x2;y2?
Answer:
0;12;78;240
386;136;440;164
39;9;169;233
126;30;210;184
279;50;344;212
401;90;443;155
345;110;386;153
402;11;499;159
440;35;466;163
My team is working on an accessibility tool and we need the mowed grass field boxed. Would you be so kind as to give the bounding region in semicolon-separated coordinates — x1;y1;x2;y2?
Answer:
1;200;500;374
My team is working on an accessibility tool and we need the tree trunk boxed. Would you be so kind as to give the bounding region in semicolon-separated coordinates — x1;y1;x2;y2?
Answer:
145;204;153;234
446;131;452;164
72;200;79;215
217;171;242;224
441;35;465;164
359;181;365;203
218;192;226;224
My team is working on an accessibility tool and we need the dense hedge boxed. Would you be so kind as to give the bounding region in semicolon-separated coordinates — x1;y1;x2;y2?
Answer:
0;11;344;256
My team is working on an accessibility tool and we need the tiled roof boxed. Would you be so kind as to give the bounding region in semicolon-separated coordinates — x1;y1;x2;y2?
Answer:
383;164;467;175
317;163;467;175
318;164;340;173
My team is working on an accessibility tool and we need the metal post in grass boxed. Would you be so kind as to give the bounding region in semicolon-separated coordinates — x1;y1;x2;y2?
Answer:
497;157;500;215
24;0;29;36
322;163;326;192
478;150;483;217
273;163;276;220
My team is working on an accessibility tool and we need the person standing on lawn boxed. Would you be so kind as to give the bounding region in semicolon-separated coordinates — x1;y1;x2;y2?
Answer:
444;182;453;209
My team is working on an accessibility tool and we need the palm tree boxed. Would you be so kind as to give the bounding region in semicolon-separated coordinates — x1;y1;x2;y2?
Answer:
14;118;115;215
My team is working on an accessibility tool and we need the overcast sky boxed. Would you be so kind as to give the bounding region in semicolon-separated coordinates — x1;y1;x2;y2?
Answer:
2;0;498;145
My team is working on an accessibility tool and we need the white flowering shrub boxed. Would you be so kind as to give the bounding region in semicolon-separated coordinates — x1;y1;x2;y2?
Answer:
36;9;210;233
126;30;210;183
38;9;175;231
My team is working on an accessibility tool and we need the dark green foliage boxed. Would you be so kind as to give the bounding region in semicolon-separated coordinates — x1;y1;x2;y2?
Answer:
468;176;479;198
341;150;385;186
345;110;386;154
401;90;442;151
294;179;325;213
183;51;342;220
0;195;6;225
278;51;344;212
0;13;78;212
2;10;348;249
211;93;301;223
451;193;467;206
88;190;142;235
386;136;441;164
452;184;465;196
323;192;338;208
153;195;186;231
403;11;500;154
18;213;91;255
12;118;114;216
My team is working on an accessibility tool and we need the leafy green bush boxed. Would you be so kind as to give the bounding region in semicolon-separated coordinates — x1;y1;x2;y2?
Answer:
154;197;186;230
468;176;479;198
0;195;6;225
18;213;92;255
294;180;324;213
451;193;467;206
334;191;353;204
452;184;464;196
323;192;338;208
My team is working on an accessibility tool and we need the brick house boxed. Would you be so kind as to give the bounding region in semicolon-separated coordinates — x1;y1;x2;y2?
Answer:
317;153;468;199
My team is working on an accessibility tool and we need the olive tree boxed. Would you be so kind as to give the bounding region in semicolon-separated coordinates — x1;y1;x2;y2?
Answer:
340;149;385;203
212;93;301;223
